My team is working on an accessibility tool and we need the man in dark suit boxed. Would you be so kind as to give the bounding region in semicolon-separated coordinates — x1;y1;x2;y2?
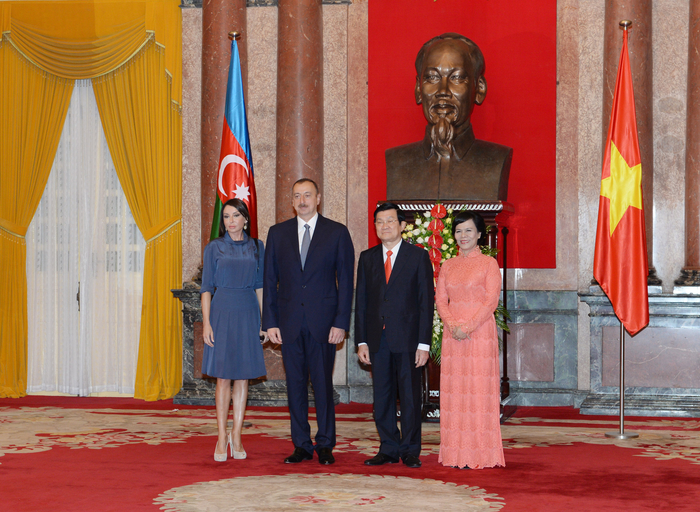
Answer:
263;178;355;465
355;202;434;468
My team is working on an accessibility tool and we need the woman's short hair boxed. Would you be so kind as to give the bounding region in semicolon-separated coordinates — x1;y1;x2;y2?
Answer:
219;198;251;237
452;210;486;241
373;202;406;223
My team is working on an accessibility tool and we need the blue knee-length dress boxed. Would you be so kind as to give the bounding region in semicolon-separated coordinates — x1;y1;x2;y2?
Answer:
201;232;266;380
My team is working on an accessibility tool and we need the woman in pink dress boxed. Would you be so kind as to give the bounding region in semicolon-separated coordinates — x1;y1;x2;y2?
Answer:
435;210;505;469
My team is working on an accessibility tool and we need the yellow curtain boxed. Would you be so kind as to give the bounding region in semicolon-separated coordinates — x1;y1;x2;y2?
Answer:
93;40;183;400
0;0;182;399
0;41;74;398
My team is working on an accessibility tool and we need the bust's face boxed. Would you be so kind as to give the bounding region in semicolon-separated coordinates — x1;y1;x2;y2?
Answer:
416;39;485;131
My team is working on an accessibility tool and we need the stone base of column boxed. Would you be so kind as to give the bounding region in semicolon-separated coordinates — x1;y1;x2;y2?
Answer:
647;266;662;287
589;277;661;295
580;393;700;417
174;380;341;407
673;268;700;294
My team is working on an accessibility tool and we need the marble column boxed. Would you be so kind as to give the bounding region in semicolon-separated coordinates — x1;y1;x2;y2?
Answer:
676;0;700;288
275;0;324;222
603;0;660;285
201;0;247;254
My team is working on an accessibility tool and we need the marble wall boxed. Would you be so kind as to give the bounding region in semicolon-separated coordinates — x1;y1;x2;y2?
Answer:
652;0;688;290
502;291;581;407
179;1;369;399
181;6;203;283
223;1;689;292
580;294;700;416
182;2;695;291
178;0;700;410
574;0;689;294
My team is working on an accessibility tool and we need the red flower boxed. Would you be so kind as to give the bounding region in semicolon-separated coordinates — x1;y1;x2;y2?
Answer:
430;204;447;219
428;234;443;248
428;219;444;231
428;248;442;263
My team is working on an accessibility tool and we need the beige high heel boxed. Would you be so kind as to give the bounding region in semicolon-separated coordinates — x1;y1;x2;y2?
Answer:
214;434;229;462
231;432;247;459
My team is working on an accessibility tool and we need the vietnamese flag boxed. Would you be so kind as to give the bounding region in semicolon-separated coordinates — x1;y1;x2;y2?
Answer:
210;38;258;239
593;28;649;336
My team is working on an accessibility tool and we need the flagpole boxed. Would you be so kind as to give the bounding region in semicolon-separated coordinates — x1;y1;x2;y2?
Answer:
605;321;638;439
603;19;640;442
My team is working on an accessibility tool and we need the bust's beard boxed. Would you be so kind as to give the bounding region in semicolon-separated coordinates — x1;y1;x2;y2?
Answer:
430;117;454;161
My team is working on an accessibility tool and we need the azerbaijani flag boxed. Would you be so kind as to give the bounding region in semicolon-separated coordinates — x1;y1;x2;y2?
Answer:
593;28;649;336
210;38;258;239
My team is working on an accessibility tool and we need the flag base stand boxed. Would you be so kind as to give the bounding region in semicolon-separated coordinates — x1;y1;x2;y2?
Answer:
605;431;639;440
606;322;639;441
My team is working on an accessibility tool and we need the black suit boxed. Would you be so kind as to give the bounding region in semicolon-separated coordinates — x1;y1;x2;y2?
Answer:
263;214;354;454
355;241;434;459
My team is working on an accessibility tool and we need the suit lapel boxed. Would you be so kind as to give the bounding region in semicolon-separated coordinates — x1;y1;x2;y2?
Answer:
371;245;387;292
285;219;303;270
386;242;410;290
305;214;326;265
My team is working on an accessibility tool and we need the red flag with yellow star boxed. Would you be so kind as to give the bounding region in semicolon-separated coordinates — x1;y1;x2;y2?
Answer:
593;29;649;336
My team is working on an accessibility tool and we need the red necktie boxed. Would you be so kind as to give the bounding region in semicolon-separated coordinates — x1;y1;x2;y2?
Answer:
385;250;392;283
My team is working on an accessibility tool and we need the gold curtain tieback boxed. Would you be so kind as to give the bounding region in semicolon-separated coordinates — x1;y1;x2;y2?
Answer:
145;217;181;243
0;219;26;239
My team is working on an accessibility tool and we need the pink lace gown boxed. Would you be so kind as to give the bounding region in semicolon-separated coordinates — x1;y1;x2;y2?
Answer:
435;249;505;469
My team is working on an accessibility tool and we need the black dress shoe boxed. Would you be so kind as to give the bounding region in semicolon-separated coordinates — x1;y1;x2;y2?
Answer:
284;447;313;464
402;454;422;468
317;447;335;465
364;452;400;466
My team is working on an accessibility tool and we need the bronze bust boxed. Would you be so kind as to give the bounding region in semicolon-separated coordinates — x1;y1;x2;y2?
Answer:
386;33;512;201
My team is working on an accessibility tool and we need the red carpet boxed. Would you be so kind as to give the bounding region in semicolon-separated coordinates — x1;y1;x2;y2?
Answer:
1;397;699;511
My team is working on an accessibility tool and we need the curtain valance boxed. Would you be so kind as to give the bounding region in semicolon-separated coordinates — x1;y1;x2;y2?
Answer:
7;18;148;79
0;1;181;100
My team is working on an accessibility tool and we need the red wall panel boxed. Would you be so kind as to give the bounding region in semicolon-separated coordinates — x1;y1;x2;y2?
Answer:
368;0;557;268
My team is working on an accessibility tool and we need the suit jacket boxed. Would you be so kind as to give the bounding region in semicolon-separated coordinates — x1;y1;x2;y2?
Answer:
355;241;434;353
262;214;355;344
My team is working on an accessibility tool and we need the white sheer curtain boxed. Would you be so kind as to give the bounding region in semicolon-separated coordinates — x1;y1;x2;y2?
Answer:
26;81;146;396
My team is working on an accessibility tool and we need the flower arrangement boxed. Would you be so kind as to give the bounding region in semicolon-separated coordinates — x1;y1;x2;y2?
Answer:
402;203;457;280
402;203;510;364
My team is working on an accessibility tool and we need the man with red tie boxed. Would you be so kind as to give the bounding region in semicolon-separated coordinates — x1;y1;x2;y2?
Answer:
354;202;434;468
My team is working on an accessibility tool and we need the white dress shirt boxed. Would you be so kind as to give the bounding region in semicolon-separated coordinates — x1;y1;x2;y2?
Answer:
297;213;319;253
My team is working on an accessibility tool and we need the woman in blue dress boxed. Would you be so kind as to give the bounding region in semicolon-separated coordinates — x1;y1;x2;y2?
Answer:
201;198;267;462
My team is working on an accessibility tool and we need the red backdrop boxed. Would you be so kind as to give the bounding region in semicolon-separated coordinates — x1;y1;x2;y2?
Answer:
368;0;557;268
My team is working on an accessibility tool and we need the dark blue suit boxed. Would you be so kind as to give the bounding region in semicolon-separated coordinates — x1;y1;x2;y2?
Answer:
355;241;434;458
263;214;354;453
